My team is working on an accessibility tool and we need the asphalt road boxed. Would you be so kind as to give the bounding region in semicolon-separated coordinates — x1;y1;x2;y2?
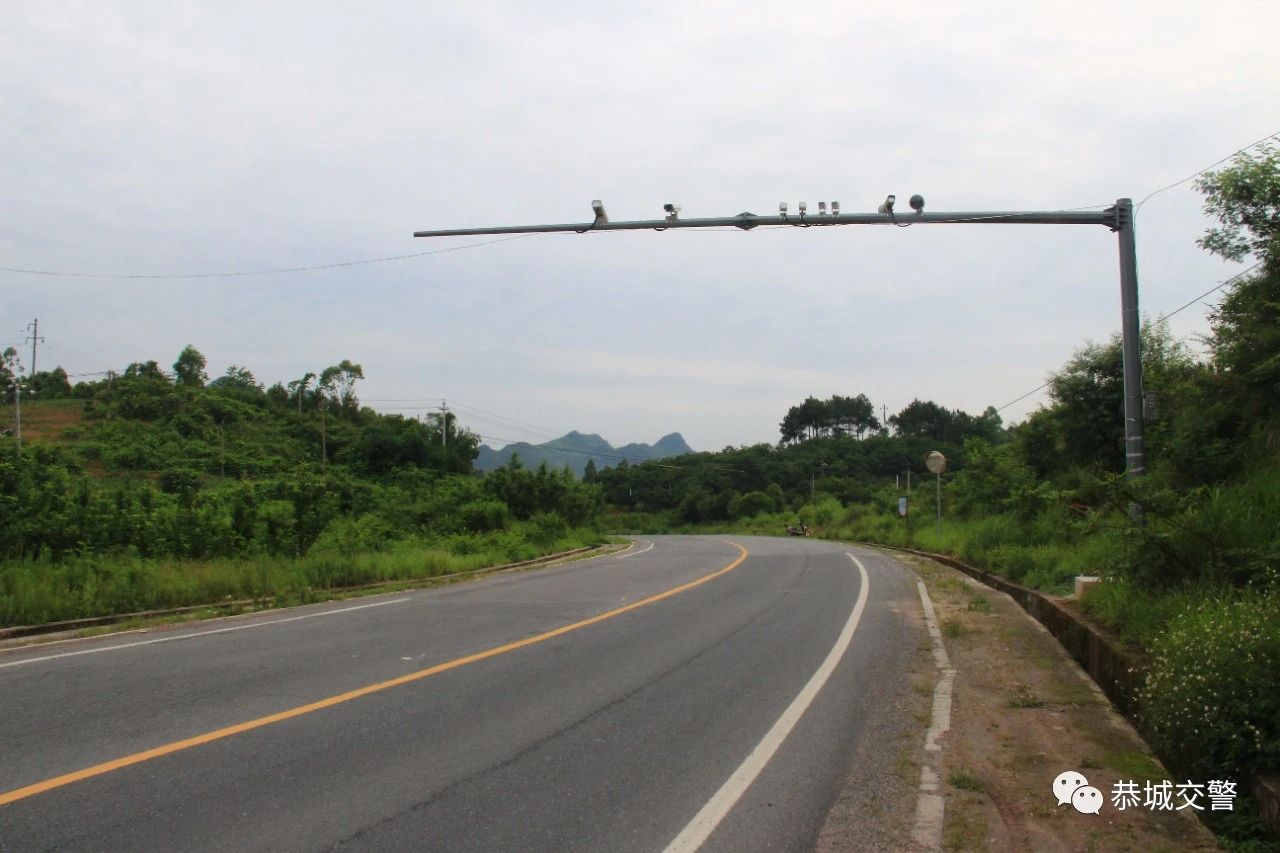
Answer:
0;535;924;852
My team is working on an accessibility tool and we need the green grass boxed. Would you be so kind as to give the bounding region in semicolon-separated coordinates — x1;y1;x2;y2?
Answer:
0;529;604;627
967;593;992;613
948;770;986;793
1007;686;1046;708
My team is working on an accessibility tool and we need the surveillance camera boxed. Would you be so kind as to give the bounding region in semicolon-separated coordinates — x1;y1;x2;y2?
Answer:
663;202;681;221
909;194;925;213
799;201;808;213
818;201;827;216
591;200;608;223
831;201;840;216
779;202;788;214
877;194;896;215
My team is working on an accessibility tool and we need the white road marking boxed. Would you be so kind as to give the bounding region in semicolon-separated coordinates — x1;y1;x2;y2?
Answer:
663;552;871;853
911;578;955;851
0;598;410;670
617;540;654;559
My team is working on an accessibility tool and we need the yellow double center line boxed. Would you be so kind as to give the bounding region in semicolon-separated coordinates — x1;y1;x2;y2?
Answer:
0;542;749;807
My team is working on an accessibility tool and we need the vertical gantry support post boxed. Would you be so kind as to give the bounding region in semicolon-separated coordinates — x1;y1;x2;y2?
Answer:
1114;198;1146;481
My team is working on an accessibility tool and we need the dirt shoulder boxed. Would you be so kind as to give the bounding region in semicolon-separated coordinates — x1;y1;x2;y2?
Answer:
889;550;1219;852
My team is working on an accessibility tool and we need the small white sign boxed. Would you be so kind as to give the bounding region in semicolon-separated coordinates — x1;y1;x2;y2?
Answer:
898;497;908;517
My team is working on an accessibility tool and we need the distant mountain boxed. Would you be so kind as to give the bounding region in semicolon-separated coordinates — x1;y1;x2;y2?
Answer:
474;431;693;477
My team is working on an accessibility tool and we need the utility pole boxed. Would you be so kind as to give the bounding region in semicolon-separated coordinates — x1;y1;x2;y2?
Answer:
440;399;448;448
936;473;942;538
10;371;22;459
413;198;1147;479
320;396;327;468
25;319;44;377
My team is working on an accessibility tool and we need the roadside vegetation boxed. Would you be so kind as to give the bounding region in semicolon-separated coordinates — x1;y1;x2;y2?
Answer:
593;145;1280;845
1;351;605;626
3;143;1276;846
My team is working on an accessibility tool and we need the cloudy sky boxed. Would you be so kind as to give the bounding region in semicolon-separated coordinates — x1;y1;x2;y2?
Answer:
3;2;1277;451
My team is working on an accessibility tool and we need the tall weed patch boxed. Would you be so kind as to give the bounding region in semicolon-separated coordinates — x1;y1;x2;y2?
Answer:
1139;587;1280;780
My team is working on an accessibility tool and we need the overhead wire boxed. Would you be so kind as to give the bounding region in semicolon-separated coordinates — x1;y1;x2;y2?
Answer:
996;260;1267;413
992;131;1277;414
0;233;539;279
1136;129;1279;211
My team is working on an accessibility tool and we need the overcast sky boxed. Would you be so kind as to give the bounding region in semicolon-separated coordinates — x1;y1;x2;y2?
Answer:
3;2;1277;452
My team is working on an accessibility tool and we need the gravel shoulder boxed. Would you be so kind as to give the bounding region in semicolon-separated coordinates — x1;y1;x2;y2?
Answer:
821;549;1220;852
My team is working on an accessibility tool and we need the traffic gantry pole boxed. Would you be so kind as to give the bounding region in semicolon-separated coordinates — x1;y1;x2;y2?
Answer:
413;209;1115;237
413;199;1146;478
1114;198;1146;480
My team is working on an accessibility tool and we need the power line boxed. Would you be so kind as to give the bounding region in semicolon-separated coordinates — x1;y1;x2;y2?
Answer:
996;260;1267;412
1137;129;1279;211
0;234;540;279
996;382;1051;413
1153;260;1264;323
365;397;569;442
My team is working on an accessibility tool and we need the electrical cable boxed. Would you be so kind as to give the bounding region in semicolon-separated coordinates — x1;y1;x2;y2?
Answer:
1136;129;1279;211
0;233;539;279
996;260;1267;412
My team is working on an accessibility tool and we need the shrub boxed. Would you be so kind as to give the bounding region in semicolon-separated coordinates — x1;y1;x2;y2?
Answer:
527;512;569;547
1139;587;1280;780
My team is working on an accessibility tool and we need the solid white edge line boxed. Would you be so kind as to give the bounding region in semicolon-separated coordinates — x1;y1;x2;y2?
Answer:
617;540;654;559
911;578;955;851
0;597;411;670
663;552;871;853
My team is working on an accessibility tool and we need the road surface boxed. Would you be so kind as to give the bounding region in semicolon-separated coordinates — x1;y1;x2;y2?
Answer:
0;535;925;851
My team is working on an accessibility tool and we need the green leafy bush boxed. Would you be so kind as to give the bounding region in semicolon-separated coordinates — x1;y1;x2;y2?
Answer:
1139;587;1280;780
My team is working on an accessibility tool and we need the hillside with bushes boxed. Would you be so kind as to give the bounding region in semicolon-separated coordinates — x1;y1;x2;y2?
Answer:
0;349;605;626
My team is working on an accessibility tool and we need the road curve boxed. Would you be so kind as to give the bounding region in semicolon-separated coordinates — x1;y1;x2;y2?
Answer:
0;535;926;852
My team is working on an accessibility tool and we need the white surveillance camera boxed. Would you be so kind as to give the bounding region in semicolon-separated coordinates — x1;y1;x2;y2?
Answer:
909;194;925;213
799;201;808;213
877;194;896;214
663;202;681;221
591;200;608;223
818;201;827;215
779;202;788;214
831;201;840;216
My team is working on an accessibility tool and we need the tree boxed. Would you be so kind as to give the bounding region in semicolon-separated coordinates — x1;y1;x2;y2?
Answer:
124;360;166;380
890;399;953;441
208;365;262;395
1196;141;1280;272
287;372;316;414
28;368;71;398
173;345;207;388
583;458;598;483
1;348;19;402
1196;144;1280;423
320;360;364;410
830;393;879;438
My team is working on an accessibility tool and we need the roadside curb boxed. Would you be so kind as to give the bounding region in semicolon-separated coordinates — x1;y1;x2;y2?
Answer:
0;544;606;641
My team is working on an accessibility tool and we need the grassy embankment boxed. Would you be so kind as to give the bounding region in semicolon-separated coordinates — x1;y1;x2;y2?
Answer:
0;528;607;628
